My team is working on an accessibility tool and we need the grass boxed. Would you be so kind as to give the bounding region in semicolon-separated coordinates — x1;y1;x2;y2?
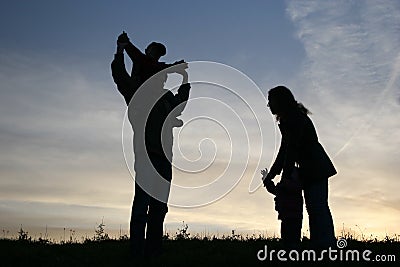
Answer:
1;237;399;266
1;224;399;266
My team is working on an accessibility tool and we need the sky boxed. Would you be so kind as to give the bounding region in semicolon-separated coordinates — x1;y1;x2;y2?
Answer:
0;0;399;241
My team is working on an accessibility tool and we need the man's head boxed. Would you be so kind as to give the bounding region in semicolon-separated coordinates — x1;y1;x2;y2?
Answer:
145;42;167;60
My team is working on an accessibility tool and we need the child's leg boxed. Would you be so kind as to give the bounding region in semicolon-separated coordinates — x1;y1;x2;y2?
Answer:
281;218;302;249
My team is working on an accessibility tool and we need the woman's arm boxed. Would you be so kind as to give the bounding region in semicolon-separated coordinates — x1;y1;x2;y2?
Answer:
269;126;286;177
281;115;305;179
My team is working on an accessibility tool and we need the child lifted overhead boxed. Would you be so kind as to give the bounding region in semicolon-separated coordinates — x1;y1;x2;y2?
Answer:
112;31;186;105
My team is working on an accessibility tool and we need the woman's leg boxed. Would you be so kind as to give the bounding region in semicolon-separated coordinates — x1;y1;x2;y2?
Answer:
303;178;336;248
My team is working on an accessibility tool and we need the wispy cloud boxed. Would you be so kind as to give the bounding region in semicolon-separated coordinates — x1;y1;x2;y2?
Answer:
1;1;400;238
286;0;400;235
286;1;400;151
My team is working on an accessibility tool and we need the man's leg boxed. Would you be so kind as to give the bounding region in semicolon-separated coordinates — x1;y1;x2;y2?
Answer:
130;184;150;256
145;156;172;256
146;198;168;256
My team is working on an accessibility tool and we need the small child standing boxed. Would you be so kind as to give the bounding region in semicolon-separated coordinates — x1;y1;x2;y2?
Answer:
262;167;303;249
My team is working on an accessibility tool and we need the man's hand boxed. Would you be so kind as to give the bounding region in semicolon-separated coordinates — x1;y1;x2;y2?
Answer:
173;59;185;64
173;60;187;69
173;61;189;83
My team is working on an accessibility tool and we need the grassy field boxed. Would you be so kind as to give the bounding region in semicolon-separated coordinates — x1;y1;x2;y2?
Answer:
1;236;399;267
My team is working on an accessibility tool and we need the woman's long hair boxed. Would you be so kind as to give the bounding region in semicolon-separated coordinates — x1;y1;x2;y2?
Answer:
268;85;311;121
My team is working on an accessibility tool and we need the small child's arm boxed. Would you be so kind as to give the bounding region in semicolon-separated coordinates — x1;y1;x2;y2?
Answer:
117;32;146;63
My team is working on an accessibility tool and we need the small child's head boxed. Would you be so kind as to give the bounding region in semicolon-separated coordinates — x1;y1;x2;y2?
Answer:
145;42;167;60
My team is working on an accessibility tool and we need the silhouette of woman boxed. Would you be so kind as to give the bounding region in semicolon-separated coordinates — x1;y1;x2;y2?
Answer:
266;85;337;248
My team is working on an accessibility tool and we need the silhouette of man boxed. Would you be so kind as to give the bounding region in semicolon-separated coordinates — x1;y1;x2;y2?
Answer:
111;32;191;257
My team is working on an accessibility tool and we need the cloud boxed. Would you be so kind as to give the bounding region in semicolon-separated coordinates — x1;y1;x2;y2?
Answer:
0;200;128;229
284;0;400;237
285;0;400;155
1;1;400;238
0;51;135;209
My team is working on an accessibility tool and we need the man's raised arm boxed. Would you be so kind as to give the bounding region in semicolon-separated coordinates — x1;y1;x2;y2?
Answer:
171;68;191;114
